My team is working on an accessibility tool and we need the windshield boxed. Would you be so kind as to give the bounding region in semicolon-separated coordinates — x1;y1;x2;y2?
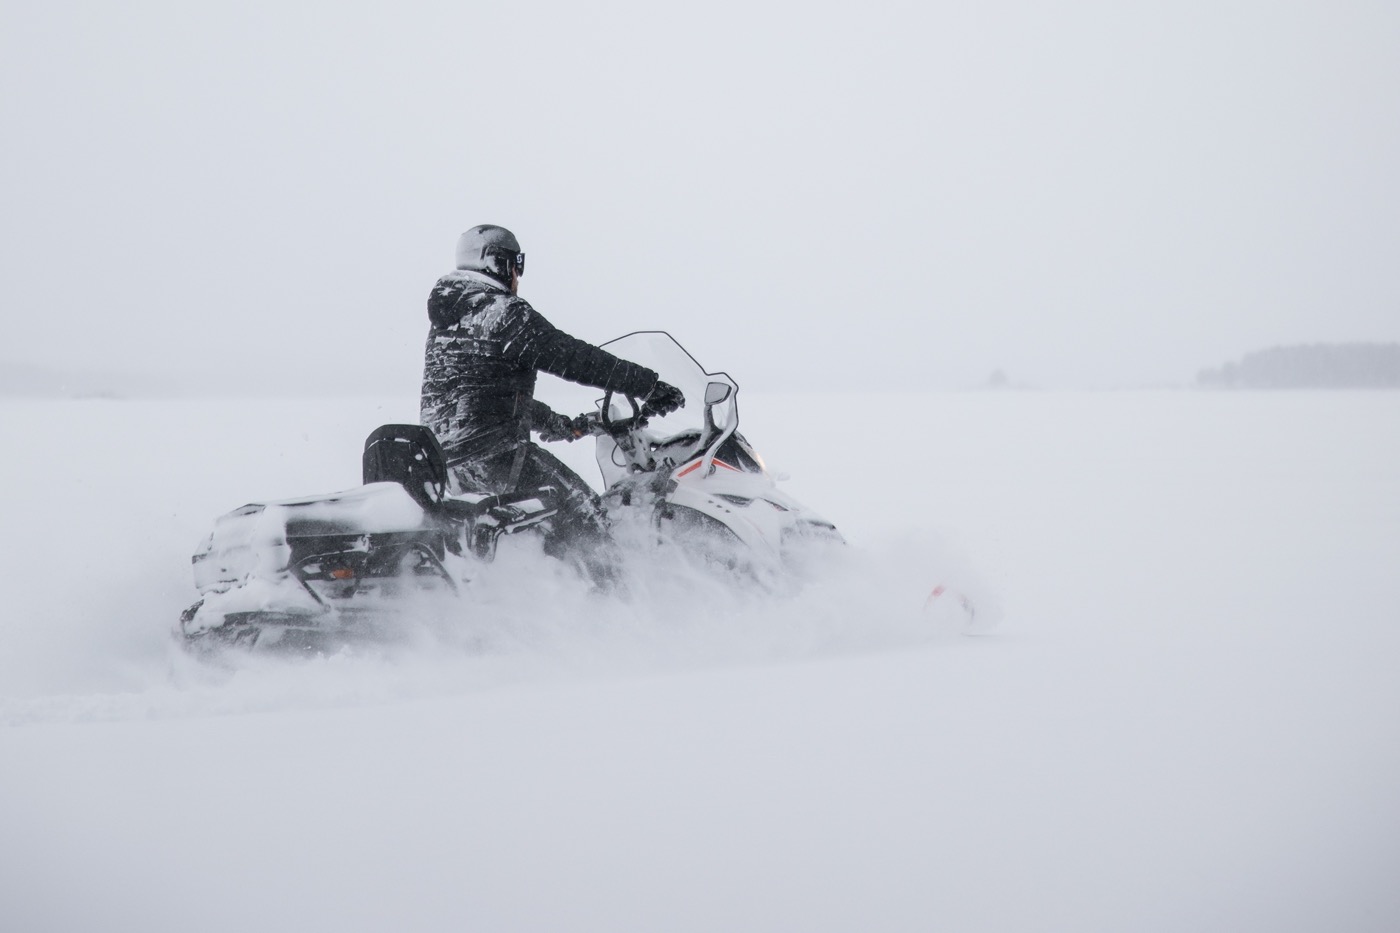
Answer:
595;332;740;486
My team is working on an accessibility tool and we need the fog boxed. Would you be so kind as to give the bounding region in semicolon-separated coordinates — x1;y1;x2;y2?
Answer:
3;1;1398;393
4;388;1399;932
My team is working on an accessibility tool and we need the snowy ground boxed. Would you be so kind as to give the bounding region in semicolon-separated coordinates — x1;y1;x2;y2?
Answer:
1;389;1398;933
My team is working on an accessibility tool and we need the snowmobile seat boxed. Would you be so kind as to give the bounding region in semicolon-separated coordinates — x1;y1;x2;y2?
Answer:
362;424;449;511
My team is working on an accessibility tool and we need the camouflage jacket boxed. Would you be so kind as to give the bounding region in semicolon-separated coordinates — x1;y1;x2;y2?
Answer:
420;270;659;463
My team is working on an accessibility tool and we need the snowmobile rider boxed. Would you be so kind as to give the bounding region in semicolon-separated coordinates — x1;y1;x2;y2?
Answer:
420;224;684;584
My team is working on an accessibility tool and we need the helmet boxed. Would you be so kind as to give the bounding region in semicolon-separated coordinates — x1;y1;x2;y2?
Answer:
455;224;524;285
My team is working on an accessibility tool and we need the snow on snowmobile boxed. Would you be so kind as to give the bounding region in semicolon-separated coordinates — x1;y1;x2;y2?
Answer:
587;331;840;563
177;332;840;654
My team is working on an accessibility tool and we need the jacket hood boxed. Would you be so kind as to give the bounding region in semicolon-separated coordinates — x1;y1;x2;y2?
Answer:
427;269;511;328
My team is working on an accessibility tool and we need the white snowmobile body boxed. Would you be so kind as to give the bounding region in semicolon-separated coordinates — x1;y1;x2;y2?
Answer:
179;332;839;653
592;332;840;564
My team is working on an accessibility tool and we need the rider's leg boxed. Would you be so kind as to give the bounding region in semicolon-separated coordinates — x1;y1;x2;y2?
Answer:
449;444;622;591
512;445;623;591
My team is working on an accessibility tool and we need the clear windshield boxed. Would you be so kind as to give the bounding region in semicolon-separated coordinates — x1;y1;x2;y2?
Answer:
595;332;740;486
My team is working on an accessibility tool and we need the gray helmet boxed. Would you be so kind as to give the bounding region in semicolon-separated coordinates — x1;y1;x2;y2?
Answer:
455;224;524;285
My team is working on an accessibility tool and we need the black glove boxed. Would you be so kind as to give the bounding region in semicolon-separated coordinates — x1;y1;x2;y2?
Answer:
535;408;578;443
643;380;685;417
536;410;597;443
567;412;600;437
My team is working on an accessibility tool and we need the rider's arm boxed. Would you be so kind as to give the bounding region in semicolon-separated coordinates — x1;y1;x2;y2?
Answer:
499;300;659;398
529;399;566;432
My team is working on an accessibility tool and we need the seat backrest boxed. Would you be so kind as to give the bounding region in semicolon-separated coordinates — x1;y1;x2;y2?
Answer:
362;424;448;510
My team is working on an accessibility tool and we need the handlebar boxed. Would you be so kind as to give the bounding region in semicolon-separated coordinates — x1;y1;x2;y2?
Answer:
593;390;677;436
599;390;644;433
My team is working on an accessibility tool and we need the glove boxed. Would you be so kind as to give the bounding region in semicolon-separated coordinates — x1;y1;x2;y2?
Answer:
534;408;577;443
566;412;600;438
536;410;596;443
643;380;685;417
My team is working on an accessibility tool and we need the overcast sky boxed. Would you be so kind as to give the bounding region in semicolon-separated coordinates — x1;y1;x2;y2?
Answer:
2;0;1397;393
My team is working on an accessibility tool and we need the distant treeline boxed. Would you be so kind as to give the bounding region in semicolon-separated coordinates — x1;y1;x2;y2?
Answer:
1198;343;1400;389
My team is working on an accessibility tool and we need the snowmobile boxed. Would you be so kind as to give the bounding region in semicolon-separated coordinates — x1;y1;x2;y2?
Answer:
177;332;840;654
